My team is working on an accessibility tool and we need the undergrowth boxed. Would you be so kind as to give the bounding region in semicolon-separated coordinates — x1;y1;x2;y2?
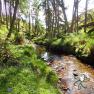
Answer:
0;44;60;94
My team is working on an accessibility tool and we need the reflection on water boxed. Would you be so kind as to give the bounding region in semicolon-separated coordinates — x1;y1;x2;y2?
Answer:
36;45;94;94
41;52;49;61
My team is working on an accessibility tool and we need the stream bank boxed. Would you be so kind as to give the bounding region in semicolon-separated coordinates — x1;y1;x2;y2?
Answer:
36;45;94;94
35;41;94;67
34;32;94;67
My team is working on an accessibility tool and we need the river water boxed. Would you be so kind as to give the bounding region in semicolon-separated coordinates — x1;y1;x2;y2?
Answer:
36;45;94;94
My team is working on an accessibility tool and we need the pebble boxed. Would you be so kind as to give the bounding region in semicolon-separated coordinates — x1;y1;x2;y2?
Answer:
7;87;12;92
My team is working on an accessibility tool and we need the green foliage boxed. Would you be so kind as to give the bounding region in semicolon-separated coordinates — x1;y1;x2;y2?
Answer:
35;20;46;36
46;71;58;85
19;0;29;15
33;27;93;57
0;66;59;94
0;44;60;94
0;25;8;40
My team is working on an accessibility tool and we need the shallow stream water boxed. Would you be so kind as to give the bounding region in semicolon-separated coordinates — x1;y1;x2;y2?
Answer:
36;45;94;94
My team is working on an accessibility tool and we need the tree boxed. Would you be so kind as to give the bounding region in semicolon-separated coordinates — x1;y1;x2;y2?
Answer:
57;0;69;33
4;0;8;28
32;0;41;35
84;0;88;33
0;0;2;22
71;0;80;33
7;0;19;39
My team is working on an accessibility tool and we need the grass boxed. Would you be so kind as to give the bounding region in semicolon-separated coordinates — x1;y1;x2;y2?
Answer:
0;66;58;94
0;44;60;94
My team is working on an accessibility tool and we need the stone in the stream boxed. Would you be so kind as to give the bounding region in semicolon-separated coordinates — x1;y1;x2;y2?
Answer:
52;65;58;69
73;69;77;71
58;78;71;94
63;87;70;92
48;56;54;62
56;67;65;73
41;52;49;61
7;87;12;92
73;70;78;78
73;73;78;76
58;78;62;81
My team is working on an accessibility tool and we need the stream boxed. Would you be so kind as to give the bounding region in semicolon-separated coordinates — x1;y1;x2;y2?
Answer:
36;45;94;94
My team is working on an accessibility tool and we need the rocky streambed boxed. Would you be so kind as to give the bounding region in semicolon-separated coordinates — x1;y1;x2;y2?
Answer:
36;45;94;94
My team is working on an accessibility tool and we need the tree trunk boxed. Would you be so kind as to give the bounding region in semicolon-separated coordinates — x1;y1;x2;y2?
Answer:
29;12;31;36
4;0;8;28
84;0;88;33
57;0;69;33
9;1;12;28
7;0;19;39
0;0;2;16
74;0;79;33
71;0;79;33
0;0;2;22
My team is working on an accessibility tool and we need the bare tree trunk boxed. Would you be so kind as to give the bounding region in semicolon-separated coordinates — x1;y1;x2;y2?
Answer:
57;0;69;33
29;12;31;36
9;0;12;28
46;0;51;38
71;0;79;33
76;0;79;33
4;0;8;28
51;0;57;37
84;0;88;33
0;0;2;17
7;0;19;39
57;3;60;36
44;0;47;37
18;19;20;32
0;0;2;22
71;0;76;32
51;11;54;37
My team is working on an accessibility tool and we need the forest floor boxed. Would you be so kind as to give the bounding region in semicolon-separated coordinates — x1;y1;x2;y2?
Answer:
0;44;60;94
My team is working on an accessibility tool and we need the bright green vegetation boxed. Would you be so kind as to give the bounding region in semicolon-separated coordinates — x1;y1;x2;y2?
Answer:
0;17;60;94
0;43;59;94
0;0;94;93
32;8;94;58
0;25;8;40
34;30;94;57
50;30;94;57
